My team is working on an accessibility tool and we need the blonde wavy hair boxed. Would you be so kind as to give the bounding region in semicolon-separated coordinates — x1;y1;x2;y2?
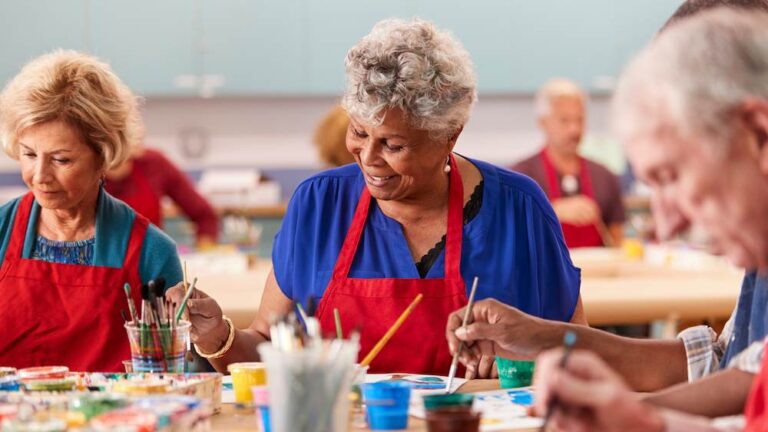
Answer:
342;18;477;141
0;50;143;170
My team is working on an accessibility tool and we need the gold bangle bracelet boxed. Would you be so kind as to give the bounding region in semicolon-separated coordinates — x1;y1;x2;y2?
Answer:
195;315;235;359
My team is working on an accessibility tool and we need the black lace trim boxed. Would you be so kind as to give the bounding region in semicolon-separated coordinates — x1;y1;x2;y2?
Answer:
414;180;484;278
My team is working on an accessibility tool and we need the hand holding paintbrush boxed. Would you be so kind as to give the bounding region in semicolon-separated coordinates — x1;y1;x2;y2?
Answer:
445;276;479;393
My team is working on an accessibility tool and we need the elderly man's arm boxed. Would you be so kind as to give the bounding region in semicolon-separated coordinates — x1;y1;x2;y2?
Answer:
644;339;764;417
449;299;689;391
644;368;755;417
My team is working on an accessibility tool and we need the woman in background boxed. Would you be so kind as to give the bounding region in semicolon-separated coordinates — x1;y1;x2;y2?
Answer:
105;145;219;245
313;104;355;167
0;50;183;371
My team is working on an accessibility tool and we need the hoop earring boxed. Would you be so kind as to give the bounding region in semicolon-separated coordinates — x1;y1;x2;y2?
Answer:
443;156;451;173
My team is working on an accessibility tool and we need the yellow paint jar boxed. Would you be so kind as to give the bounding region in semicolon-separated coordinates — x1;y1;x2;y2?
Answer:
228;362;267;404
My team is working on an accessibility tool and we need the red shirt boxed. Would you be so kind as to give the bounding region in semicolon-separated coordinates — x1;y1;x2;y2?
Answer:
105;149;219;241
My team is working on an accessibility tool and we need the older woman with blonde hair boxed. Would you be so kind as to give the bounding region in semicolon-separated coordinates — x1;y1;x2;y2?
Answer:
170;18;584;376
0;50;182;371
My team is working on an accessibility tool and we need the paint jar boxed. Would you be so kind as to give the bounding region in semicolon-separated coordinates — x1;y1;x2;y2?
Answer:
425;406;481;432
496;357;535;388
361;382;411;430
0;375;20;391
0;367;16;378
228;362;267;404
257;340;358;432
125;321;190;373
422;393;474;412
252;385;271;432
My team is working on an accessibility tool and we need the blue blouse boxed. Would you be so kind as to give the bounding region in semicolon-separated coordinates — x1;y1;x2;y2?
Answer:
31;236;95;265
273;158;581;321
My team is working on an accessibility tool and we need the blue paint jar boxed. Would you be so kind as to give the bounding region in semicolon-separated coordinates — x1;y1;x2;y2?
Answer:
362;382;411;430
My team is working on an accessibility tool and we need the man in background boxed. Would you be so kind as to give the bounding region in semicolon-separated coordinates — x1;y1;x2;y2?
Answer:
513;79;624;248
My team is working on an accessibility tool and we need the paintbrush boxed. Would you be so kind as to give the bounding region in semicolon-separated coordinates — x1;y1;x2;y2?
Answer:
123;283;139;324
539;330;578;431
175;277;198;323
333;308;343;340
360;293;424;367
445;276;479;393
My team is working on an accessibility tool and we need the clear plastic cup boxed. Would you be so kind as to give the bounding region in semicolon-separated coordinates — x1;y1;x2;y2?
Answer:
257;340;358;432
125;321;190;373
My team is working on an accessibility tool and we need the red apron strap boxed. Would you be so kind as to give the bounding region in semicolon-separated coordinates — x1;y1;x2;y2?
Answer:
122;213;149;271
444;154;464;281
540;148;562;200
577;157;595;199
331;154;465;281
330;187;373;280
5;193;36;260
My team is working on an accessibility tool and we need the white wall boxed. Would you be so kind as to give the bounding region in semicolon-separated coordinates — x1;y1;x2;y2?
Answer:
0;94;618;172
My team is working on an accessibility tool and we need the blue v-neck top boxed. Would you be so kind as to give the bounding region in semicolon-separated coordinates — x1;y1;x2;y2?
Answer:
273;157;581;322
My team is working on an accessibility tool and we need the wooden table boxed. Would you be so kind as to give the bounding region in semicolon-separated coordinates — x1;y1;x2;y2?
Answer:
196;254;742;331
210;379;538;432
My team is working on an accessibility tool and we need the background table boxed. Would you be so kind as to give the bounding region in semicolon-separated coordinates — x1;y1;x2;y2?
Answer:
196;250;742;333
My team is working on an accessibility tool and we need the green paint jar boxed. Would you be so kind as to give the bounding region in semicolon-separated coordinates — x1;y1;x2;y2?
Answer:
496;357;535;388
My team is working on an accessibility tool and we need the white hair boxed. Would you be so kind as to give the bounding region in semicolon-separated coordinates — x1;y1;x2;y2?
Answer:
535;78;586;117
612;8;768;151
342;18;477;140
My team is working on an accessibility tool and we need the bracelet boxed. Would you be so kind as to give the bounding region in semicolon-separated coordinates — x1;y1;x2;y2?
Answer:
195;315;235;359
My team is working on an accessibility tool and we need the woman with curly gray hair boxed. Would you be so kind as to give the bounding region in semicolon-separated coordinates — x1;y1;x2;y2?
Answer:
173;18;584;376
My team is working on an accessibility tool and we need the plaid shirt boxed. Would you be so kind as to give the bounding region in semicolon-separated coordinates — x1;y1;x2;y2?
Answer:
678;307;765;381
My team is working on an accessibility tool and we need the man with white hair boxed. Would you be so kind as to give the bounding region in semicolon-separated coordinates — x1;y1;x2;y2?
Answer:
527;8;768;431
447;2;768;425
513;78;625;248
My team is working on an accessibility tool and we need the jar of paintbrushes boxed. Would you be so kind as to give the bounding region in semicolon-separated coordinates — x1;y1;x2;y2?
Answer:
257;311;359;432
122;278;193;373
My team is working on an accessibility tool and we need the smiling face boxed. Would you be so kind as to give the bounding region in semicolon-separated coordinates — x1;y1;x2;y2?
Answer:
626;110;768;270
346;108;456;203
18;120;104;212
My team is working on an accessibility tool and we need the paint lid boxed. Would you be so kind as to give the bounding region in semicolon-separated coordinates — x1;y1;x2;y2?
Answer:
111;380;169;395
22;378;76;392
0;367;16;378
17;366;69;381
90;408;157;432
227;362;265;373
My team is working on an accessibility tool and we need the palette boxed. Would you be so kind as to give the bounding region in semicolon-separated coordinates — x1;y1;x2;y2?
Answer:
0;371;222;431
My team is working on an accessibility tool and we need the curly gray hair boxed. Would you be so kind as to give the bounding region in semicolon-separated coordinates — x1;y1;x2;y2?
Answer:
342;18;477;140
613;8;768;152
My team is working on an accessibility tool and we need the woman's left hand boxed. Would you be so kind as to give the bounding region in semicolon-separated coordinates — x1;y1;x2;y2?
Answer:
464;354;499;379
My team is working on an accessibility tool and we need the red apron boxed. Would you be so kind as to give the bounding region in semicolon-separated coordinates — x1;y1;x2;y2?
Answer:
107;164;162;228
0;193;147;372
540;149;603;248
316;154;468;375
745;341;768;431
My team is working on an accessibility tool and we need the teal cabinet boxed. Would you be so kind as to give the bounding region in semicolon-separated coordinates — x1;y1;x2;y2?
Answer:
303;0;418;94
200;0;305;95
88;0;198;96
0;0;89;88
0;0;682;95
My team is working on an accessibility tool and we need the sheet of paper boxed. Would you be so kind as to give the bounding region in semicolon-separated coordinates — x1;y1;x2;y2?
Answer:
221;375;234;404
